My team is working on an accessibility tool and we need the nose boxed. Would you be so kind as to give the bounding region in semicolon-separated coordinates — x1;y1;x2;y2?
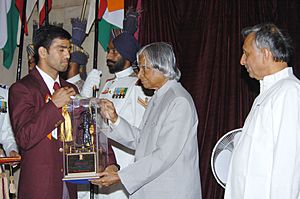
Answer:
65;49;70;59
106;50;113;60
240;54;246;66
137;68;143;79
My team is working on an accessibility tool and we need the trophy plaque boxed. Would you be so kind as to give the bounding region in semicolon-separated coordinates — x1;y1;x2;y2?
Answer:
62;97;108;182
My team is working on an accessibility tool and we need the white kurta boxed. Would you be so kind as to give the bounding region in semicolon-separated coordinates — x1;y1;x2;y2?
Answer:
225;67;300;199
107;80;202;199
78;67;149;199
0;85;18;154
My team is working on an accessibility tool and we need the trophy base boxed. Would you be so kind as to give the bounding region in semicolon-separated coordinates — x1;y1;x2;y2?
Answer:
63;175;99;181
64;152;98;181
63;174;99;184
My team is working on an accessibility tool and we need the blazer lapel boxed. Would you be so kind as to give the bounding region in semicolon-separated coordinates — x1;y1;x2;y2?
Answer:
30;67;52;99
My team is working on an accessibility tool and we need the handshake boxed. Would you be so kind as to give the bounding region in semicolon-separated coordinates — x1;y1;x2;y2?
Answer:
81;69;103;98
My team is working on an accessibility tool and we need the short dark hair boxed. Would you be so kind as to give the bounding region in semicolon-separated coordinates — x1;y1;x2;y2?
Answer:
33;25;71;63
241;23;293;63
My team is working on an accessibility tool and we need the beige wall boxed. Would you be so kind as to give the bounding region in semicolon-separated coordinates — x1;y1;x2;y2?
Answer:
0;0;113;88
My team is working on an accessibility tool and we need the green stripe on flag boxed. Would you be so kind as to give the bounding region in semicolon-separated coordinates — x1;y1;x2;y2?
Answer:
3;0;19;69
98;19;119;51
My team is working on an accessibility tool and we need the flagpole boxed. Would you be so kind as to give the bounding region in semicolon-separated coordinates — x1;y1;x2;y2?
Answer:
90;0;99;197
45;0;49;26
93;0;99;70
16;0;27;81
91;0;99;98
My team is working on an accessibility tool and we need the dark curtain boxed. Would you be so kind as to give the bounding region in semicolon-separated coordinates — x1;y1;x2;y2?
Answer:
126;1;300;198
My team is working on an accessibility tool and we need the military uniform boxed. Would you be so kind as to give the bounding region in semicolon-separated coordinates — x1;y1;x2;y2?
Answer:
67;74;85;93
0;85;18;154
97;67;149;199
0;85;18;198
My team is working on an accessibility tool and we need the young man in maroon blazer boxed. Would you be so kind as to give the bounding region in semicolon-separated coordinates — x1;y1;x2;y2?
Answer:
9;25;118;199
9;25;78;199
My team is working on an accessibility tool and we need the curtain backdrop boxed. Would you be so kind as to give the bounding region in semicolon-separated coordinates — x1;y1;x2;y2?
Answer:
126;1;300;198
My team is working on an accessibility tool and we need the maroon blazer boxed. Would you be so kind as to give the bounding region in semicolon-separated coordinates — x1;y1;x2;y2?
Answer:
9;67;78;199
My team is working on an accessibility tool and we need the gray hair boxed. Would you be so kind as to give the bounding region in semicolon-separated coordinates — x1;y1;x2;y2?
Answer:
137;42;181;81
241;23;293;63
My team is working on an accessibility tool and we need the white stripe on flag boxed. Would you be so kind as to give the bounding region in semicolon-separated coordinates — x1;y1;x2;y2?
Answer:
38;0;45;12
102;8;124;29
0;0;11;48
26;0;38;22
86;0;96;34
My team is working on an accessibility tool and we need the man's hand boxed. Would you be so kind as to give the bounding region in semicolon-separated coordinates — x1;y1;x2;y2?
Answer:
105;164;119;172
81;69;102;97
9;150;20;158
90;165;120;187
98;99;118;123
51;87;76;108
8;150;21;166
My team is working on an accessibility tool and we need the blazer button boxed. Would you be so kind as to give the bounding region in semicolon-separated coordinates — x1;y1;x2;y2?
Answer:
59;148;63;152
61;169;64;172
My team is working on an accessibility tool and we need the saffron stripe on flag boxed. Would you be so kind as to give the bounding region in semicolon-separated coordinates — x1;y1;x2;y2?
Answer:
107;0;124;12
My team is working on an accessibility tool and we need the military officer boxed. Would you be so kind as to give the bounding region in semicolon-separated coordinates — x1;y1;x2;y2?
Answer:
96;33;150;199
0;84;19;157
0;84;20;198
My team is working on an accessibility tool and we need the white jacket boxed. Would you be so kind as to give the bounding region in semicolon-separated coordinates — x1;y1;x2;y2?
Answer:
0;85;18;155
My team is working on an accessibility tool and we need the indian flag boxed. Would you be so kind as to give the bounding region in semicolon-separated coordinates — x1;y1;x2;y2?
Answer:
0;0;19;69
1;0;38;69
86;0;124;50
15;0;38;35
38;0;52;26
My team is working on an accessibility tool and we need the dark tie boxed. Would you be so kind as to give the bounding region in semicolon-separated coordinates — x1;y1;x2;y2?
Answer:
53;81;60;91
47;81;61;140
53;81;62;112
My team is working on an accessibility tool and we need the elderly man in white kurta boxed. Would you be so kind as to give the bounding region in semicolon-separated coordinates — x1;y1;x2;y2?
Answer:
92;42;202;199
225;23;300;199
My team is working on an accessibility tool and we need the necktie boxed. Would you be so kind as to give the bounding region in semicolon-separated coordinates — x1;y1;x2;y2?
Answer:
53;81;60;91
53;81;73;142
48;82;61;140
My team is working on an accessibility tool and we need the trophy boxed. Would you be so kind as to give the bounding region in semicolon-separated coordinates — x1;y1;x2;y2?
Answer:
62;97;108;182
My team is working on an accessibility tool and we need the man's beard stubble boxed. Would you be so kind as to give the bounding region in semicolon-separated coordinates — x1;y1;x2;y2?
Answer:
107;57;126;74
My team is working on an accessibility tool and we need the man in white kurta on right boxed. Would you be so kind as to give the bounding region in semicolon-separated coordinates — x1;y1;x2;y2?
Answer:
225;23;300;199
97;32;150;199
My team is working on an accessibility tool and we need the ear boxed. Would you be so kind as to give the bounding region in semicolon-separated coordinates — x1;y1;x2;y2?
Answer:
38;47;48;59
123;59;131;68
261;48;272;62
